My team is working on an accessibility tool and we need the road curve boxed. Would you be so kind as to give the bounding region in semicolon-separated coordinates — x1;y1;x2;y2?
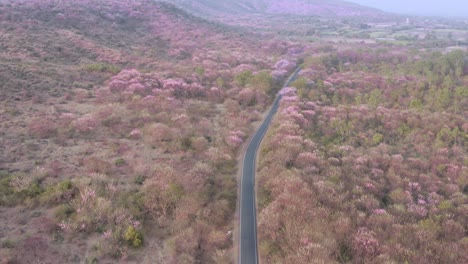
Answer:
239;67;301;264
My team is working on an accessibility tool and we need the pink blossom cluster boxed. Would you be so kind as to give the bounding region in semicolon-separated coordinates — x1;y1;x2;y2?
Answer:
303;101;318;110
373;209;387;215
232;64;256;75
427;192;442;205
273;59;296;72
224;136;241;147
301;110;316;119
287;45;304;56
271;69;288;80
59;220;73;233
282;95;299;102
163;78;206;98
365;182;376;191
446;164;461;179
281;105;308;128
323;80;333;88
94;87;112;103
338;145;354;152
408;182;421;193
281;105;300;115
238;88;255;105
281;135;303;147
279;86;300;103
371;168;384;177
28;117;57;138
129;129;142;139
58;112;77;126
113;208;132;226
352;228;380;259
106;183;118;194
103;230;112;237
355;156;368;165
225;130;246;147
162;78;186;90
408;203;428;217
141;95;156;104
131;219;141;229
127;83;146;94
79;187;96;207
73;114;98;133
295;152;320;169
109;69;144;92
417;199;427;205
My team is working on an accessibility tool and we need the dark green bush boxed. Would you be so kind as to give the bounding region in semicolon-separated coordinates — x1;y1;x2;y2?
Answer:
0;172;44;206
134;175;146;185
54;204;75;221
1;239;15;249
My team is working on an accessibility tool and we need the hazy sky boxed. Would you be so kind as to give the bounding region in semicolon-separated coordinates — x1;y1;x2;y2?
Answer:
347;0;468;17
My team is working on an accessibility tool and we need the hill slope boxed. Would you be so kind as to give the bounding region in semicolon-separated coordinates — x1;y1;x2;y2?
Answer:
0;0;273;100
0;1;296;263
169;0;384;17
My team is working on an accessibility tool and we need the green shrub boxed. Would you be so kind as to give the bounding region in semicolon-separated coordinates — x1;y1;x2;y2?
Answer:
40;180;75;205
0;173;44;206
337;241;353;262
0;175;14;195
114;158;126;166
168;183;184;202
23;182;43;198
123;226;143;248
234;70;253;87
1;239;15;249
31;211;42;218
372;133;384;145
134;175;146;185
115;191;145;219
83;63;120;74
438;200;453;210
52;232;64;243
87;256;98;264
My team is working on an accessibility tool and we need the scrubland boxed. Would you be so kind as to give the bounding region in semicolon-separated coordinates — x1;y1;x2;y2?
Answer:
0;0;297;262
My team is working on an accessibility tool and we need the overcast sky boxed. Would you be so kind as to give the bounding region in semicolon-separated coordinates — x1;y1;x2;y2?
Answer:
347;0;467;17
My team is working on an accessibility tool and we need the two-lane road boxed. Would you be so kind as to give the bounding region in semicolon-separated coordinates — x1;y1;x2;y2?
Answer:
239;68;301;264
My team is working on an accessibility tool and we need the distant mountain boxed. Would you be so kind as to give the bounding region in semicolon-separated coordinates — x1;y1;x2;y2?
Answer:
168;0;384;17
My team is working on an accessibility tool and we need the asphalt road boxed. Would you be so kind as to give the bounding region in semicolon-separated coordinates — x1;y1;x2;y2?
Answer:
239;68;301;264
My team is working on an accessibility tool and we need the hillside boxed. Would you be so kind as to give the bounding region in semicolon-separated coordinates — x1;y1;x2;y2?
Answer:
0;0;278;101
0;0;299;263
170;0;384;17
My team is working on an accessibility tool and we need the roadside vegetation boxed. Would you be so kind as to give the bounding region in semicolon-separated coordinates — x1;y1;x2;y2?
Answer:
257;47;467;263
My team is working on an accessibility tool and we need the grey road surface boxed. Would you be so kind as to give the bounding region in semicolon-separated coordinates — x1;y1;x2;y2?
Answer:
239;68;301;264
